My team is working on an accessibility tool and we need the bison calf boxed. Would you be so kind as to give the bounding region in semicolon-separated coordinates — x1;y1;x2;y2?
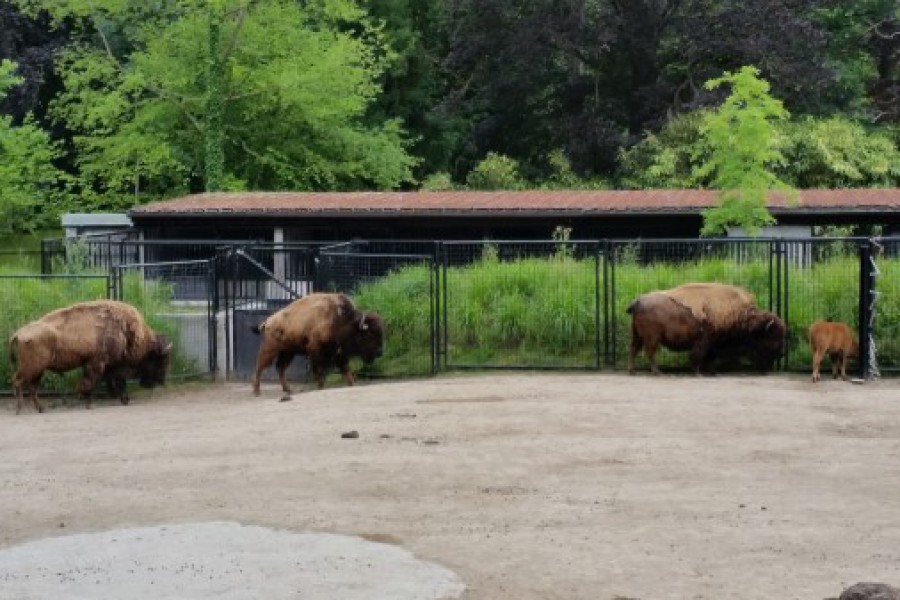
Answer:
808;320;859;383
9;300;172;414
252;293;384;396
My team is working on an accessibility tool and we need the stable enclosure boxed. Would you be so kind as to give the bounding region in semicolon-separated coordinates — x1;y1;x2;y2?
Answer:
6;234;895;394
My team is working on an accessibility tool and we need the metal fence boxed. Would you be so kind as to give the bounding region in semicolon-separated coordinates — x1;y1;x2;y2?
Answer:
26;235;900;384
113;260;217;380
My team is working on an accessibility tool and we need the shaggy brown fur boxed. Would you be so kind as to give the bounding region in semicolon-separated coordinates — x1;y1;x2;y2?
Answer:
628;283;785;375
808;321;859;382
661;283;757;330
251;293;384;395
9;300;171;414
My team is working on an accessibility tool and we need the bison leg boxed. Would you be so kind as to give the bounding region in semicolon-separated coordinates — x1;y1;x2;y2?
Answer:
309;357;328;390
252;343;280;396
105;373;129;405
336;356;354;387
628;331;642;375
78;361;104;409
811;348;825;383
643;340;662;375
275;351;295;394
830;350;846;380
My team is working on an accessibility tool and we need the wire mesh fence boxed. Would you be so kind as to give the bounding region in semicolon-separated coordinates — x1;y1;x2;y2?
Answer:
113;260;216;380
318;244;437;378
21;235;900;384
875;237;900;373
440;241;602;369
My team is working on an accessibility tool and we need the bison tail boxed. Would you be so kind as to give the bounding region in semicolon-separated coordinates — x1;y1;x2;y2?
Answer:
251;321;265;335
626;299;639;314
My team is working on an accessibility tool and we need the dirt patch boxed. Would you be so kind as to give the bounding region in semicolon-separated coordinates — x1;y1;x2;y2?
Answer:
1;373;899;600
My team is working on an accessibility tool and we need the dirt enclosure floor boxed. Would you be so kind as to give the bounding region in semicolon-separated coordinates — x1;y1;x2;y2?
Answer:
2;373;900;599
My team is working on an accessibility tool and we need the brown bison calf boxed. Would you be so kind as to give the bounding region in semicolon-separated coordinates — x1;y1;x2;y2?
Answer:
251;293;384;396
9;300;172;414
808;320;859;382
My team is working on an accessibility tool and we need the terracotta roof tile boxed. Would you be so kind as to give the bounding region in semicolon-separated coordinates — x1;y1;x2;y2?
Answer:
128;189;900;217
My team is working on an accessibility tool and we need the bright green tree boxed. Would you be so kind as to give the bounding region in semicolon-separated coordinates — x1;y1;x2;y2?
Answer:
465;152;524;190
694;66;794;236
15;0;417;208
0;59;66;232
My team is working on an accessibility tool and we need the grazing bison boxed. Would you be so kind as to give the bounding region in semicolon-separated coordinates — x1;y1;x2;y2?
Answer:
627;282;785;375
251;293;384;396
9;300;172;414
808;320;859;382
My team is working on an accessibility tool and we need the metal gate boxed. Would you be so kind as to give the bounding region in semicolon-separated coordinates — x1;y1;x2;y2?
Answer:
112;259;217;380
218;244;318;381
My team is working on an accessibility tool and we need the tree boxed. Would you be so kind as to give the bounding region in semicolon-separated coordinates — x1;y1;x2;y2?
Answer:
14;0;417;208
695;66;793;236
619;112;900;190
465;152;524;190
0;59;66;231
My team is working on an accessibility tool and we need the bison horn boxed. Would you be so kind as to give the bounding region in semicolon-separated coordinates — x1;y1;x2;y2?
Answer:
360;315;368;331
765;318;775;332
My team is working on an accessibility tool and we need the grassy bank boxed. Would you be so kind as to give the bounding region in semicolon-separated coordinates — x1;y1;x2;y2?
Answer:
354;254;900;375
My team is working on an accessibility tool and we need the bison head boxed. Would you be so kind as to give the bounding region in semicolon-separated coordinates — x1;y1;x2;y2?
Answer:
137;334;173;388
355;311;385;364
747;310;786;371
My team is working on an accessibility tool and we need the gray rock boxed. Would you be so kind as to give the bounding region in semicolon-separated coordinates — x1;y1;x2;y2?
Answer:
839;582;900;600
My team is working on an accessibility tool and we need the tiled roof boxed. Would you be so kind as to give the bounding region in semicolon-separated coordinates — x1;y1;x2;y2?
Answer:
128;189;900;218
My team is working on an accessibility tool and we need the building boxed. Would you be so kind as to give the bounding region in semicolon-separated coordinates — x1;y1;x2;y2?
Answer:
128;189;900;242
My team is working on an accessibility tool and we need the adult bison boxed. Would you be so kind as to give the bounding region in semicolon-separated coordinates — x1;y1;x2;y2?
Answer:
627;283;785;375
9;300;172;414
251;293;384;396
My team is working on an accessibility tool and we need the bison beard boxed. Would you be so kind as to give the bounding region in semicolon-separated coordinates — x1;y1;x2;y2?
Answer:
250;293;384;396
627;283;786;375
9;300;172;414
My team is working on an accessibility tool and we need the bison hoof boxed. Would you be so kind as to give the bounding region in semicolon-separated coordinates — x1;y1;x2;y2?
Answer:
120;397;130;406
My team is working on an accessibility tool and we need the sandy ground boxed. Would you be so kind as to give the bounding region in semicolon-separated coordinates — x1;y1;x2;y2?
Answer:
1;373;900;600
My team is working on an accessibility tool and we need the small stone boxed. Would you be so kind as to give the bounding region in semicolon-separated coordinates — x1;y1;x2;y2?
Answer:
279;395;293;403
379;434;392;439
58;522;65;528
341;431;359;439
839;582;900;600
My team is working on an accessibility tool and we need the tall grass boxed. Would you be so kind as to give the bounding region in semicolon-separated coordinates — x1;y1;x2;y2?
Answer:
354;254;900;374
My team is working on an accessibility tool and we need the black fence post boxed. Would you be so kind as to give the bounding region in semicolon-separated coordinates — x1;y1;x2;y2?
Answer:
609;242;618;368
594;242;601;369
858;240;874;379
431;241;441;375
602;241;611;366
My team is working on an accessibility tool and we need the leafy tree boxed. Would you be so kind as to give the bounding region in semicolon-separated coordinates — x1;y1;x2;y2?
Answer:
781;116;900;187
465;152;524;190
0;59;66;231
14;0;417;208
695;66;793;236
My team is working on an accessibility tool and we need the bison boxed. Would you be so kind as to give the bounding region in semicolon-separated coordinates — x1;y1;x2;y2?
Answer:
9;300;172;414
251;293;384;396
808;320;859;382
627;282;786;375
